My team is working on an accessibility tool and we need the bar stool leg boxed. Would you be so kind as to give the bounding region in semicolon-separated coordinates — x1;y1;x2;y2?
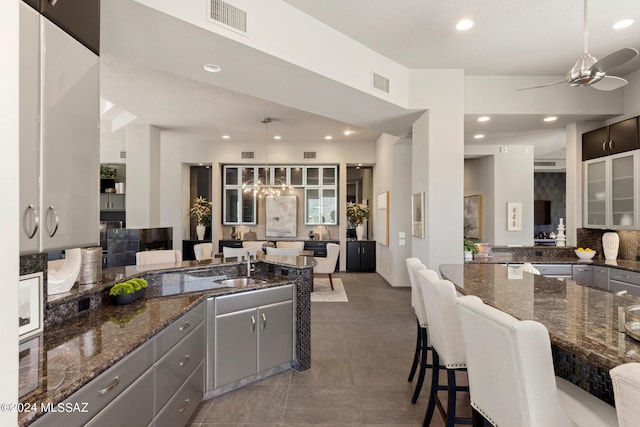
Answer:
408;319;421;382
446;369;457;427
411;327;429;403
423;351;440;426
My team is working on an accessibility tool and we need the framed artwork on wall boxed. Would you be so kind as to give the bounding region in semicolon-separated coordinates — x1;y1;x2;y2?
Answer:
265;195;297;237
507;202;523;231
19;272;43;340
464;194;482;240
376;191;389;246
412;192;424;238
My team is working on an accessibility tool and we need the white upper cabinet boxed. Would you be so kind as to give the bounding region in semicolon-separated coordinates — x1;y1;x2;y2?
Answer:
584;151;638;230
19;2;100;253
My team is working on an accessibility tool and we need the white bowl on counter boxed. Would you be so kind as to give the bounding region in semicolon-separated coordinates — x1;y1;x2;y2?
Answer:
575;250;596;260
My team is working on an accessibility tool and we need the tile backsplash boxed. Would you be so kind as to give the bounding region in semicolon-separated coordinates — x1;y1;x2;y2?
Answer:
577;228;640;261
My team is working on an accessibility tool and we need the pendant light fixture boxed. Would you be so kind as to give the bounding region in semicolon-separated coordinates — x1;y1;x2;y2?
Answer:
242;117;293;198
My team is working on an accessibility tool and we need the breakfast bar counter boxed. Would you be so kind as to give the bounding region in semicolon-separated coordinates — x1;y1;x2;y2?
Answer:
440;263;640;404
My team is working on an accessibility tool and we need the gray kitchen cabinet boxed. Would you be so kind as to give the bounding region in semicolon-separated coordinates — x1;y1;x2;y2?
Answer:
592;266;610;290
610;268;640;297
213;285;294;389
19;0;100;254
572;265;593;286
534;264;573;278
31;340;154;427
84;368;154;427
100;193;126;212
153;362;204;427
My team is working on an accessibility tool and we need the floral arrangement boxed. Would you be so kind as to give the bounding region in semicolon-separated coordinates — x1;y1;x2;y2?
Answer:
346;202;370;226
190;196;212;226
463;239;479;254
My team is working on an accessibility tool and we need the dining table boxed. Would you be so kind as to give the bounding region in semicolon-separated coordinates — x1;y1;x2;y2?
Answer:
440;263;640;405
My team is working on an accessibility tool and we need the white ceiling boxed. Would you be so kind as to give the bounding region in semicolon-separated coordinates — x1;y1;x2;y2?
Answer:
100;0;640;158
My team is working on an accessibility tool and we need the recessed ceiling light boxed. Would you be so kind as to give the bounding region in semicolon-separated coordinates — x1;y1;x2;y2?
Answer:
477;116;490;122
222;135;230;139
543;116;558;122
357;163;363;166
203;64;222;73
325;136;333;140
344;130;353;136
273;135;281;140
456;19;474;31
198;162;204;166
613;19;634;30
474;134;485;139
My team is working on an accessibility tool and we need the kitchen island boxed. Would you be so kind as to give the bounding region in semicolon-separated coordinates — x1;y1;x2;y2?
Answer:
19;255;314;426
441;262;640;405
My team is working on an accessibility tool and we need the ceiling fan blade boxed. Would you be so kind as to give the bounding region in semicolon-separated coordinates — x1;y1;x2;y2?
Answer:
516;80;567;91
592;48;639;73
591;75;629;91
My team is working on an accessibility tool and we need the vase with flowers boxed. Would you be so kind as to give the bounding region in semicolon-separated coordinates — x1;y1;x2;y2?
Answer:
190;196;212;240
347;202;370;240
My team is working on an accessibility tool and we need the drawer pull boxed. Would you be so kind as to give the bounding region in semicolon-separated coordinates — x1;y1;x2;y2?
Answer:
178;399;191;414
97;377;120;395
250;315;256;333
179;321;190;331
179;354;191;367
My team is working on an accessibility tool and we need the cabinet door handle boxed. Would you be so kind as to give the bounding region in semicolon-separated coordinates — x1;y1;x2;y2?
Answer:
261;313;267;330
23;204;39;239
48;0;59;5
609;140;615;151
179;321;190;331
362;246;365;254
250;315;256;333
602;141;608;152
97;377;120;395
45;206;59;237
179;354;190;367
178;399;191;414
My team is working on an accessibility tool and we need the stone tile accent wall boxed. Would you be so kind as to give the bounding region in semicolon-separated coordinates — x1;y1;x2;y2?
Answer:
578;228;640;261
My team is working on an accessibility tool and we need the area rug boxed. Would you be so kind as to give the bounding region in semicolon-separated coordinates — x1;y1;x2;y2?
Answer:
311;278;348;302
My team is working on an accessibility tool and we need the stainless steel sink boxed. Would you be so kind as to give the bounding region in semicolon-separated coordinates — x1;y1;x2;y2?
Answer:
215;277;268;287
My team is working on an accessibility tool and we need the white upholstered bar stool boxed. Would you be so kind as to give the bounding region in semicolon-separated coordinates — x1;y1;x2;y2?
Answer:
136;250;182;266
313;243;340;291
417;272;471;427
456;295;617;427
193;243;213;261
242;241;268;250
266;247;301;256
276;241;305;250
610;362;640;427
405;258;438;404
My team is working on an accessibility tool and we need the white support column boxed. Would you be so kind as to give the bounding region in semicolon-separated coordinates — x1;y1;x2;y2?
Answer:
125;124;161;228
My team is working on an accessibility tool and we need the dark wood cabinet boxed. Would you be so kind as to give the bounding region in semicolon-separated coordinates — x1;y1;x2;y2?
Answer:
583;117;639;160
218;240;243;252
40;0;100;55
346;241;376;272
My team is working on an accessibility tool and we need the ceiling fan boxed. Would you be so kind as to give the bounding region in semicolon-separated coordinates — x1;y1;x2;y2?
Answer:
519;0;638;91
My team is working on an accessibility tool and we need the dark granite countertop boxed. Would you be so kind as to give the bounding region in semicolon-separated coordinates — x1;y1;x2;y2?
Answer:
469;253;640;272
440;263;640;372
19;256;313;426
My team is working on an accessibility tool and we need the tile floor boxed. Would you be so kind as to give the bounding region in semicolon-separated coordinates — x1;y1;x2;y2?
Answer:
189;272;469;426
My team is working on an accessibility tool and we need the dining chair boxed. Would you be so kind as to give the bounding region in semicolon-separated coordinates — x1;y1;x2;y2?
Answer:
242;241;268;250
266;246;301;256
222;246;257;261
417;271;470;427
136;249;182;266
456;295;617;427
276;241;305;250
312;242;339;290
193;242;213;261
610;362;640;427
405;258;437;404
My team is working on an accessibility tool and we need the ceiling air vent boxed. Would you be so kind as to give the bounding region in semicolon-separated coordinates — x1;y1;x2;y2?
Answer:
372;72;390;94
534;161;556;167
207;0;247;34
241;151;255;159
119;151;126;159
304;152;317;159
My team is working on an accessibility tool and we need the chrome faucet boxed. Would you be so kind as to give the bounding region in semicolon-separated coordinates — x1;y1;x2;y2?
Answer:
246;251;254;277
